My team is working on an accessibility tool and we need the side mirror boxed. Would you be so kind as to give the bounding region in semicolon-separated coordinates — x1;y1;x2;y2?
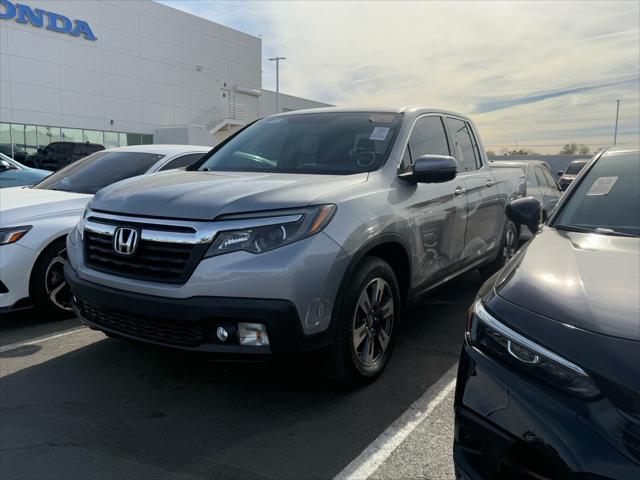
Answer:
557;170;564;176
0;160;14;172
403;155;458;183
506;196;543;235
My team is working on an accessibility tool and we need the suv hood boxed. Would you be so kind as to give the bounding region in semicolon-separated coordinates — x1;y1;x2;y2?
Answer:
90;171;368;220
496;227;640;341
0;187;91;225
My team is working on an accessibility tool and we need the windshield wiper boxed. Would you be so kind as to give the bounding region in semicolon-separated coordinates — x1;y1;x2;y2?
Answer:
555;224;637;237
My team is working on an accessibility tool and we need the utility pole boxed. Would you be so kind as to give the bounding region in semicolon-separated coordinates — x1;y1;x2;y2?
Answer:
613;99;620;145
268;57;286;114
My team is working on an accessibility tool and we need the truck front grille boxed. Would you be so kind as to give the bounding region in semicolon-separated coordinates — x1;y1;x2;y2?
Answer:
84;230;206;284
78;299;205;347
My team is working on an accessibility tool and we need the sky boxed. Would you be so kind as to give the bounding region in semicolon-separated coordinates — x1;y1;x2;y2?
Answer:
160;0;640;154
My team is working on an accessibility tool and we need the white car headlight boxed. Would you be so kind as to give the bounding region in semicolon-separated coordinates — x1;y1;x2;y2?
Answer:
0;226;32;245
205;205;336;257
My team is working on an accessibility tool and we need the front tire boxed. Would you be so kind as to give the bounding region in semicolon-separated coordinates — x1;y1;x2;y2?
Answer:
329;256;401;385
29;238;73;317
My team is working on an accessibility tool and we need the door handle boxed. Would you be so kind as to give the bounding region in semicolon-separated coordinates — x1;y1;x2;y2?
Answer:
485;179;495;187
454;186;466;196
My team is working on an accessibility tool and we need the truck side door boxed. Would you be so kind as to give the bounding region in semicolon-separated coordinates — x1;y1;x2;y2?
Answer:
445;117;503;264
401;115;468;290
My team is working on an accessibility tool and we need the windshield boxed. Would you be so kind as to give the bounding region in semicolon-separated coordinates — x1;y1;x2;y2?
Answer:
553;150;639;236
565;161;587;175
33;151;164;194
195;112;403;175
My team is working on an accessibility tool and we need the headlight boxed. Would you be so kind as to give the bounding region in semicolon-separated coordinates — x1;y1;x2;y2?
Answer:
205;204;336;257
467;300;600;398
0;226;32;245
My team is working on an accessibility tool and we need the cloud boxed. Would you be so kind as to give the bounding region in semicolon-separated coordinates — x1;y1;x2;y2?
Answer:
160;0;639;153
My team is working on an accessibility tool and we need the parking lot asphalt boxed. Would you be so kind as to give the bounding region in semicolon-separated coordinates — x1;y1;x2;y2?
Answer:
0;272;482;480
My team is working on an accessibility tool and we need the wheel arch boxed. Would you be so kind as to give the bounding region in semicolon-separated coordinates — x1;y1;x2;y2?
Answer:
330;233;413;334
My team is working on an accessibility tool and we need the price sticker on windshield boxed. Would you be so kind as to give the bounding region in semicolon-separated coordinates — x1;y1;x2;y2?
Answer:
586;176;618;196
369;126;390;141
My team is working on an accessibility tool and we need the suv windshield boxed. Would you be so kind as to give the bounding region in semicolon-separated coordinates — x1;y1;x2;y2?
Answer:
33;151;163;194
195;112;403;175
553;150;639;236
565;160;587;175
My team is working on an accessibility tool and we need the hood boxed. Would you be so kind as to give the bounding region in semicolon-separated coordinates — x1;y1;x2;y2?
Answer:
0;187;91;225
496;227;640;341
90;171;368;220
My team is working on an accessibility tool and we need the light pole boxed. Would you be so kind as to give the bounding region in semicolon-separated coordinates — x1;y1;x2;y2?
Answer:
268;56;286;113
613;99;620;145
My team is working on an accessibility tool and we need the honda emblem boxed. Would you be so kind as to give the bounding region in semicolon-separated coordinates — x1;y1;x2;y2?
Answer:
113;227;139;256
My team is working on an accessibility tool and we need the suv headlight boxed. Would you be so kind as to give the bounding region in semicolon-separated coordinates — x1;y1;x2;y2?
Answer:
467;300;600;398
205;205;336;257
0;226;32;245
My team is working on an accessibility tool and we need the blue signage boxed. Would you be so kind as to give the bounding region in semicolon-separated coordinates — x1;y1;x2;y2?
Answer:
0;0;97;41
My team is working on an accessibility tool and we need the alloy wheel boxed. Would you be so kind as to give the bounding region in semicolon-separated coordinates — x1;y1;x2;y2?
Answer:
352;278;394;367
45;248;72;312
503;226;517;263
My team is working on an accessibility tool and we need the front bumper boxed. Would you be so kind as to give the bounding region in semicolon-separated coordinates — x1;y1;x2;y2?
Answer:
0;242;37;311
65;264;333;357
453;342;640;479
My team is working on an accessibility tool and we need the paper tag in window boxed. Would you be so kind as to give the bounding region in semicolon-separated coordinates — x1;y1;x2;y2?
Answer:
586;176;618;196
369;127;390;141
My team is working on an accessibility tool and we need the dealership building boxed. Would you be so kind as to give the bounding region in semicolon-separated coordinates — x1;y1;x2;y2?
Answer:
0;0;329;156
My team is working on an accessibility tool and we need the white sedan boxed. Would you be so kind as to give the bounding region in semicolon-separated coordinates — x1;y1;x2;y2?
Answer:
0;144;211;316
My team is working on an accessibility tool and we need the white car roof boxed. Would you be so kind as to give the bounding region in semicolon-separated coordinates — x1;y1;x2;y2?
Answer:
104;144;212;156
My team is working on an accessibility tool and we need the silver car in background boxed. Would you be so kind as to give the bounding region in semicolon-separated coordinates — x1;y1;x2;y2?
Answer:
65;107;525;384
491;160;562;240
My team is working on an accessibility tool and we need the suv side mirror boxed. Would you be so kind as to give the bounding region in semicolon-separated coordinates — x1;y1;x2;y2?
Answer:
557;170;564;176
506;196;542;234
403;155;458;183
0;160;15;172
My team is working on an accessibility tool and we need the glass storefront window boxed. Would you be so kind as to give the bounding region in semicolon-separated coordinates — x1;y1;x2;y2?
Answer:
10;124;26;151
24;125;38;154
0;123;154;155
0;123;10;145
37;125;61;148
104;131;120;149
83;130;104;145
61;128;83;143
126;133;141;145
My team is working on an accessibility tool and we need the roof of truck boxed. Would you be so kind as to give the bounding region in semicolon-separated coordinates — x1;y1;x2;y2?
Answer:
270;106;469;118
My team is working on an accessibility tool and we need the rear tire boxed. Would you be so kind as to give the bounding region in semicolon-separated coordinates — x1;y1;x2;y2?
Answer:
479;221;518;280
327;256;401;385
29;238;73;317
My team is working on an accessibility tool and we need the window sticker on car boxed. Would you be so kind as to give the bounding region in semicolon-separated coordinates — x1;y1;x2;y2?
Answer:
370;126;390;141
369;114;395;123
586;176;618;196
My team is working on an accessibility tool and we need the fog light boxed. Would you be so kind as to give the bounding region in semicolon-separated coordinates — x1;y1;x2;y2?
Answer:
238;322;269;346
216;326;229;342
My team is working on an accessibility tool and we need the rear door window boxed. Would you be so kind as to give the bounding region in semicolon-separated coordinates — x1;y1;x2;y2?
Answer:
446;118;480;172
542;168;559;189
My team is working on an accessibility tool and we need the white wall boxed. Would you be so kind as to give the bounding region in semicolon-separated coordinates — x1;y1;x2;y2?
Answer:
259;89;331;117
0;0;261;135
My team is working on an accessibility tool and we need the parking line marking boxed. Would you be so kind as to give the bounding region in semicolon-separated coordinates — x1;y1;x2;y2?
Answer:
334;363;458;480
0;326;89;354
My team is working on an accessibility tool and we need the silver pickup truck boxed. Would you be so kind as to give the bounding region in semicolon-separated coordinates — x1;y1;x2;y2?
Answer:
65;107;525;384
